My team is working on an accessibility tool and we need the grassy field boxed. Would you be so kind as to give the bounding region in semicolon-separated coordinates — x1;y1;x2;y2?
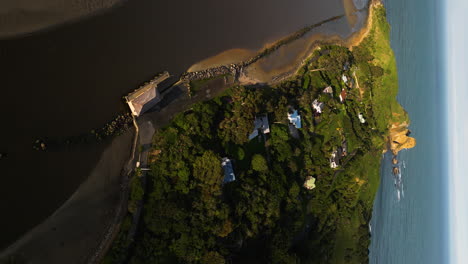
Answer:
355;5;408;133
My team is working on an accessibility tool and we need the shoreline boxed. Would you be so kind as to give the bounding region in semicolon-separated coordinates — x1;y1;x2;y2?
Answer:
183;1;373;86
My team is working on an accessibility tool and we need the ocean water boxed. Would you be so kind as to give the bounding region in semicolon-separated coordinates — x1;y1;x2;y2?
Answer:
369;0;448;263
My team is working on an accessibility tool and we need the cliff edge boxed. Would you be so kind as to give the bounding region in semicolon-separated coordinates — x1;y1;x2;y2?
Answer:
389;121;416;155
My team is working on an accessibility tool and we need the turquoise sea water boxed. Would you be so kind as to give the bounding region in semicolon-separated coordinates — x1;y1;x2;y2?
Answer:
369;0;448;263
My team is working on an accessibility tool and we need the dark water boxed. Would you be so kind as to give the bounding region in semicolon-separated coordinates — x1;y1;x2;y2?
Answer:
0;0;351;249
369;0;449;263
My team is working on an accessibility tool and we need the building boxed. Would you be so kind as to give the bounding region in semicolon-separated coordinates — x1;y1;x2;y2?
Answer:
323;86;333;94
249;114;270;140
312;99;325;114
221;157;236;184
342;74;348;84
125;71;170;116
341;140;348;157
330;150;341;169
358;113;366;123
287;109;302;129
339;89;347;103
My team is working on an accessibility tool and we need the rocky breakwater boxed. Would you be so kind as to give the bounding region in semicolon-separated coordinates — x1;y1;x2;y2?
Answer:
388;121;416;155
182;64;241;82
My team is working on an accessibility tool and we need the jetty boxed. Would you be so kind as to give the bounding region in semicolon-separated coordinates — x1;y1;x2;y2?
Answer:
125;71;170;116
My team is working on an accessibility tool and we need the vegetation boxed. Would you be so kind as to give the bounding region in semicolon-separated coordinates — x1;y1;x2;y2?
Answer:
104;5;406;264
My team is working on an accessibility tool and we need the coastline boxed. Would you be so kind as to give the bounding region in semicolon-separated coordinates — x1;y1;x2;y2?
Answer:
184;1;372;86
0;0;417;263
105;1;417;262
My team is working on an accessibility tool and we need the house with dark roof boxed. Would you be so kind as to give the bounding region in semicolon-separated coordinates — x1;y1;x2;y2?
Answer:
330;149;342;169
341;140;348;157
249;114;270;140
222;157;236;184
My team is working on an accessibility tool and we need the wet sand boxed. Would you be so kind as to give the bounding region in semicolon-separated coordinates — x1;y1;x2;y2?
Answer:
0;131;134;264
188;49;256;72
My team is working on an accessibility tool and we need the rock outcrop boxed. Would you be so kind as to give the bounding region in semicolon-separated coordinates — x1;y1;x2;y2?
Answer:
388;121;416;155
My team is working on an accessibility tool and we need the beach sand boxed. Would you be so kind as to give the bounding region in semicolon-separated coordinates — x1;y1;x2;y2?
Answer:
188;49;256;73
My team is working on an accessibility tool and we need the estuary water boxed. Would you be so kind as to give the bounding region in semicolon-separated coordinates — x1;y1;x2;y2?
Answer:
369;0;448;263
0;0;355;250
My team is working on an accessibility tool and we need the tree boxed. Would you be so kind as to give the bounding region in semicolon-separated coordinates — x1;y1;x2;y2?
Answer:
251;154;268;172
202;251;225;264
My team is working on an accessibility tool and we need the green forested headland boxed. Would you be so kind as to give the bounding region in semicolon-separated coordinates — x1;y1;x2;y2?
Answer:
104;4;408;264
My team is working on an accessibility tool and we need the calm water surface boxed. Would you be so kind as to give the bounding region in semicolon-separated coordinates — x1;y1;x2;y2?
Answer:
369;0;448;263
0;0;353;249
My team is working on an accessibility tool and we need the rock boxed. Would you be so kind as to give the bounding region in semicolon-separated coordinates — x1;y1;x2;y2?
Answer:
388;121;416;155
392;167;400;175
392;157;398;165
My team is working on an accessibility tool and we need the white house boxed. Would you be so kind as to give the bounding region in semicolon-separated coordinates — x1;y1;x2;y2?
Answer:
342;74;348;84
312;99;325;114
323;86;333;94
358;113;366;124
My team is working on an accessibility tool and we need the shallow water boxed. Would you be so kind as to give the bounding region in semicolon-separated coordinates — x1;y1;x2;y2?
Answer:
369;0;448;263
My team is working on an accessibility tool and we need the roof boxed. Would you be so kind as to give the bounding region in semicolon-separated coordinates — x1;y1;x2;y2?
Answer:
125;71;170;116
342;75;348;83
126;71;170;102
330;150;341;168
249;114;270;140
221;157;236;184
312;99;324;113
287;110;302;129
323;86;333;94
339;89;347;103
358;113;366;123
